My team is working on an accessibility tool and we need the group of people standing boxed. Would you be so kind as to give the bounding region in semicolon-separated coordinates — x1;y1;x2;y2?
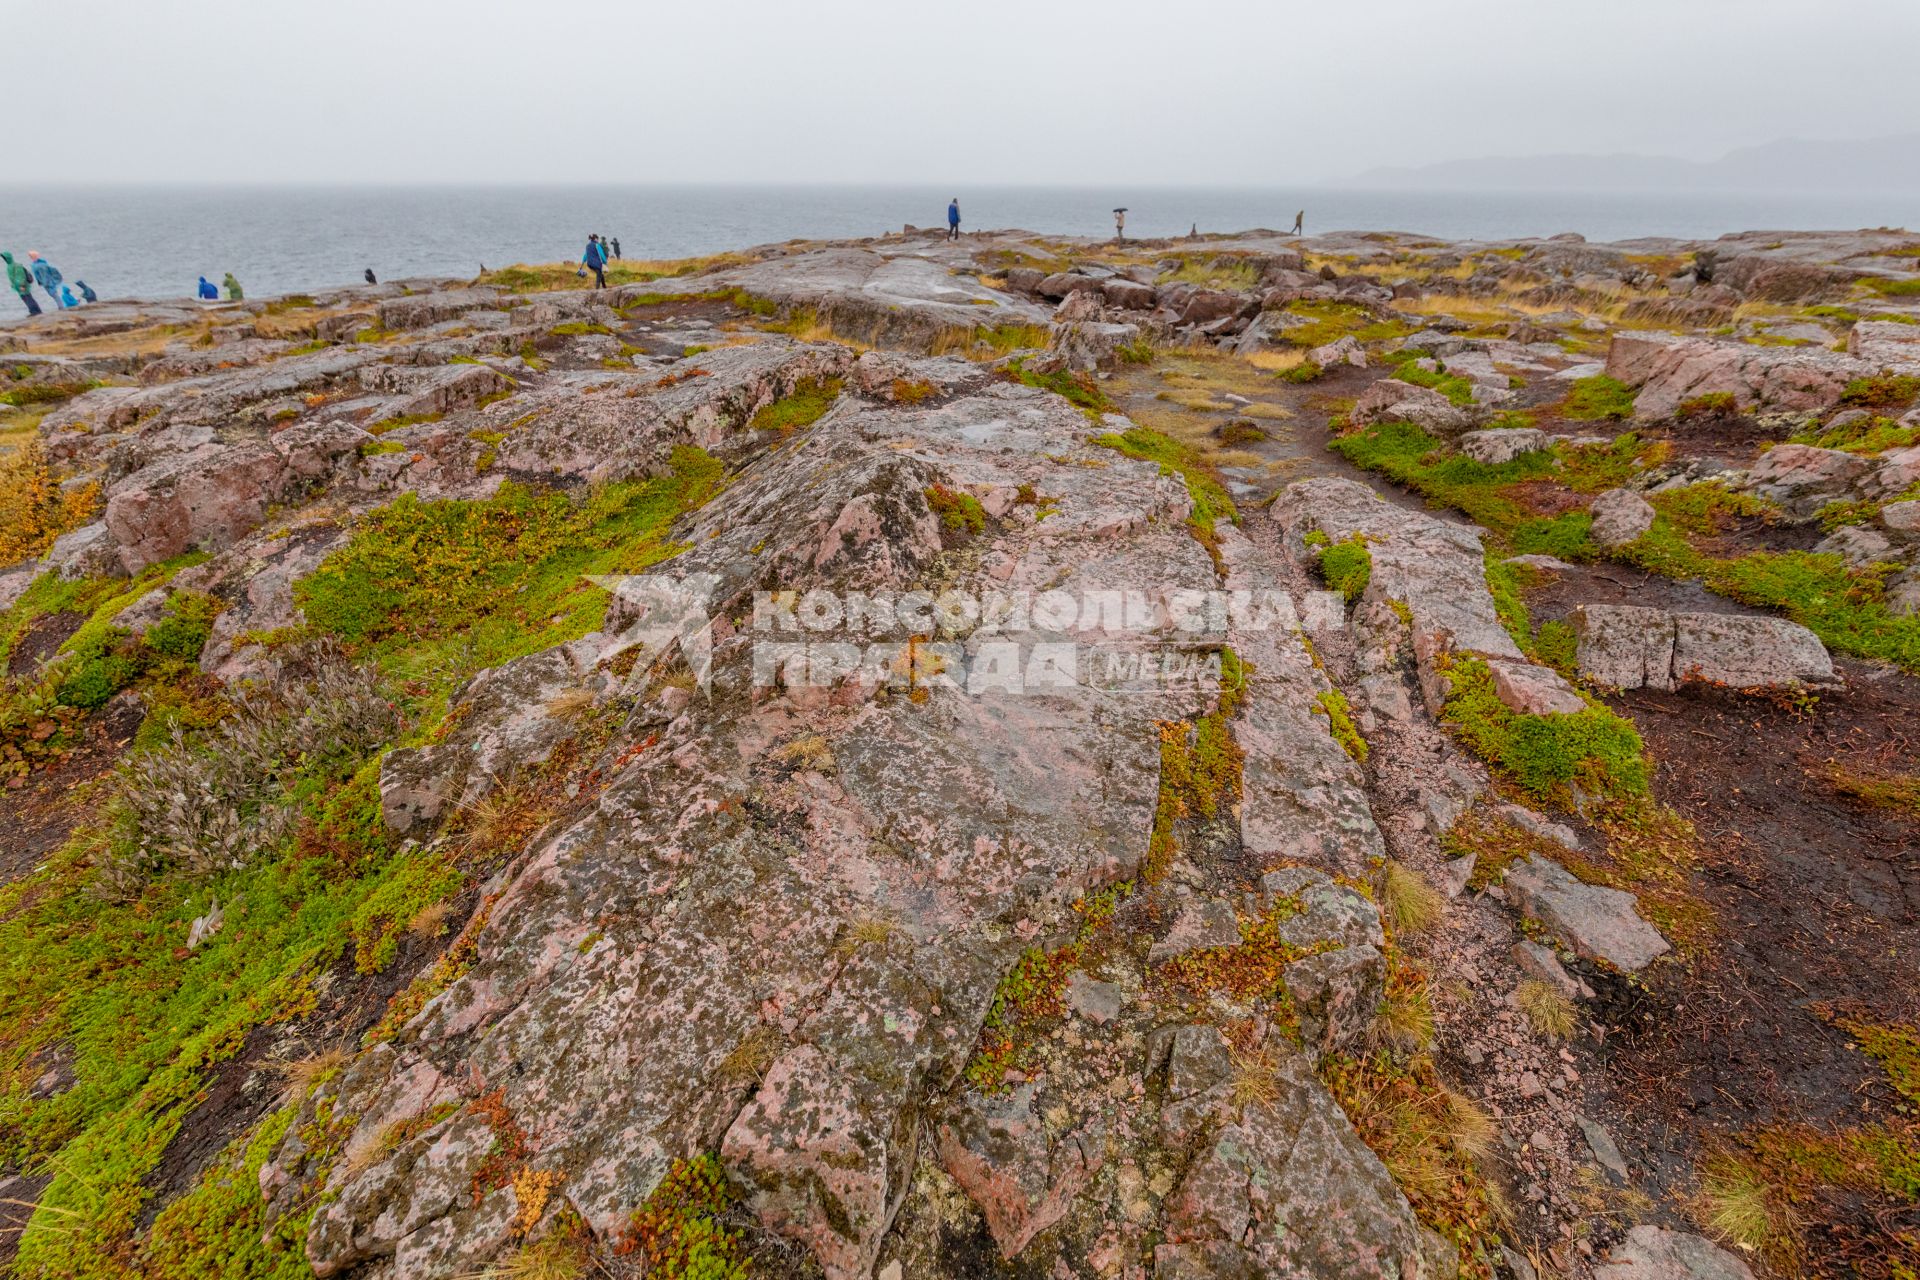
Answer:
4;250;94;315
579;233;622;288
197;274;244;302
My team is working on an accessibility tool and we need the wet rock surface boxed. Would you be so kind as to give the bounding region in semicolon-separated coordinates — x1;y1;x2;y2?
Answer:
6;224;1920;1280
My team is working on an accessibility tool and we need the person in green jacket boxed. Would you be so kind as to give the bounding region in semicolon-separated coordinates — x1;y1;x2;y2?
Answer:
1;252;38;316
223;273;244;301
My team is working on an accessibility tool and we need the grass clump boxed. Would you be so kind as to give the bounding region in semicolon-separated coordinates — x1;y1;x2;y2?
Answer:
1393;361;1477;407
1380;861;1444;935
924;483;987;536
746;376;842;433
1675;390;1738;420
1161;255;1262;290
295;447;723;689
1562;374;1637;421
1515;979;1576;1041
1314;688;1369;762
1008;358;1111;415
1822;764;1920;817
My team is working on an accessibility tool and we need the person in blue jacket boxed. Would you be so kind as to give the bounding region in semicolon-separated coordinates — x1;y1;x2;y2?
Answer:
59;284;79;308
76;280;97;303
27;252;66;308
580;235;607;289
947;198;961;241
197;276;219;300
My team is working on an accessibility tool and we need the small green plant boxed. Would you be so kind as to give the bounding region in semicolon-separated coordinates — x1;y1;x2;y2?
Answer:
1838;373;1920;409
924;483;986;535
1314;688;1369;762
1315;535;1372;603
1562;374;1637;421
1439;655;1650;802
747;377;842;432
621;1154;750;1278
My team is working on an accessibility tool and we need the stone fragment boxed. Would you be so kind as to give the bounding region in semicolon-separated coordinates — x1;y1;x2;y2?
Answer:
1504;856;1669;972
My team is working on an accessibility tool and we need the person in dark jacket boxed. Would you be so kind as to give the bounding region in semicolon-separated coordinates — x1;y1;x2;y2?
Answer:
223;273;243;301
197;276;219;301
28;253;66;308
611;237;621;259
3;253;38;316
76;280;97;303
947;198;961;241
581;235;607;289
365;268;378;285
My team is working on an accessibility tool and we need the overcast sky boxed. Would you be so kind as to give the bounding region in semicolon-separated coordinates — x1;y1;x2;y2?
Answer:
13;0;1920;186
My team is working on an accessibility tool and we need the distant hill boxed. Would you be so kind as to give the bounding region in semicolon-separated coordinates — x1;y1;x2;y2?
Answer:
1347;134;1920;194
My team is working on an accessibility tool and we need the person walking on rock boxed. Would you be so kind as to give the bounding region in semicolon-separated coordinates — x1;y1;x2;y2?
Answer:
611;237;621;259
1113;208;1127;242
1291;210;1304;236
580;234;607;289
947;198;961;241
3;253;39;316
27;252;66;309
223;272;244;301
365;267;378;285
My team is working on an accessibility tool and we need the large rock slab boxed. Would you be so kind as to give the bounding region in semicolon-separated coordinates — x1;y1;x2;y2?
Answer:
1571;603;1834;691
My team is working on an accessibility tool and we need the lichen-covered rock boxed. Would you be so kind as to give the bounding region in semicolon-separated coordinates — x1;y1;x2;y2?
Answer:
1458;427;1546;464
1571;603;1834;691
1742;443;1874;514
1158;1028;1454;1279
1593;1226;1757;1280
1348;378;1476;434
1588;487;1655;547
1606;331;1881;420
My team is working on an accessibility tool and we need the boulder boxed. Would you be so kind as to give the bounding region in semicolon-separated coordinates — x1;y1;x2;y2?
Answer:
1813;523;1895;566
1588;487;1655;547
1100;277;1156;310
1850;319;1920;363
1572;603;1834;691
1348;378;1476;435
1605;331;1882;420
1034;271;1101;301
1592;1227;1756;1280
1743;443;1874;514
1458;427;1547;465
1486;658;1588;716
1881;499;1920;534
1049;319;1141;372
1307;335;1367;368
1504;856;1670;972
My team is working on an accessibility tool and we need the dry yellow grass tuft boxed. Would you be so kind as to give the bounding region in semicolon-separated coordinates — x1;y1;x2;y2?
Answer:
1515;979;1577;1042
272;1045;351;1099
1380;861;1445;936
